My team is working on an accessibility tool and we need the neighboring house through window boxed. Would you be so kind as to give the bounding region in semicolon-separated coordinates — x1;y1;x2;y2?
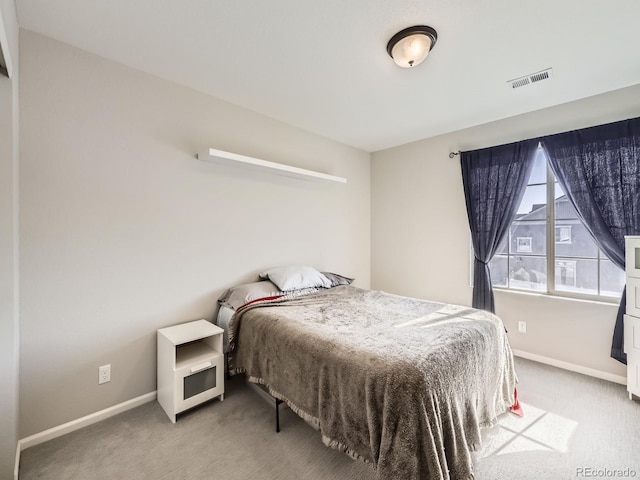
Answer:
486;147;625;300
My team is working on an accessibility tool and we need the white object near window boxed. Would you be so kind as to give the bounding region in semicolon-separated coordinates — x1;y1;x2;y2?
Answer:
624;235;640;400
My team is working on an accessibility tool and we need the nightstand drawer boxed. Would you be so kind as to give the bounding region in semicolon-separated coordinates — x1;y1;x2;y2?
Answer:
174;352;224;414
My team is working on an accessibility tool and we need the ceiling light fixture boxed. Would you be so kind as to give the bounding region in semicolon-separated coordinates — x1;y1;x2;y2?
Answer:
387;25;438;68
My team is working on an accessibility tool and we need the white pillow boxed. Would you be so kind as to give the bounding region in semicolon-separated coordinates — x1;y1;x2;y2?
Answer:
260;265;331;291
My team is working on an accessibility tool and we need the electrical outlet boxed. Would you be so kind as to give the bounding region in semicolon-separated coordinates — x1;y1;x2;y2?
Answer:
518;321;527;334
99;364;111;384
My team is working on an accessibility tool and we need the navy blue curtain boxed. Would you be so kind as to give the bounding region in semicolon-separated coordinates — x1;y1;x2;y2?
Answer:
461;140;539;313
541;117;640;364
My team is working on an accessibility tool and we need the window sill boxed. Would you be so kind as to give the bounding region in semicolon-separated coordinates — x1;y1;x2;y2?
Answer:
491;286;621;306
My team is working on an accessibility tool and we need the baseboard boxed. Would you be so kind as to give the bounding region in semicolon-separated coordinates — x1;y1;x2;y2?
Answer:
512;349;627;385
18;391;157;452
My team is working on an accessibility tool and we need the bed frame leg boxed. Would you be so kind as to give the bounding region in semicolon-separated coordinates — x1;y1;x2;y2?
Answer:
275;398;283;432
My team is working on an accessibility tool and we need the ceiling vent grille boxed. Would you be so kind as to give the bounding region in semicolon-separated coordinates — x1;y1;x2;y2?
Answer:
508;68;554;89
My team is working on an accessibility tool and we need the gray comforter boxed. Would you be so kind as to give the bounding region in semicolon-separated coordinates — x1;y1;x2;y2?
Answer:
228;286;517;480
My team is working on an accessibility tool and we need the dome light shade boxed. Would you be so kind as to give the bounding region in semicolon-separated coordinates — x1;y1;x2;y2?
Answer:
387;25;438;68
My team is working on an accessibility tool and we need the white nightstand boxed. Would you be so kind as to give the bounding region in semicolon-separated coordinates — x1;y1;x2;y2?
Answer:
157;319;225;423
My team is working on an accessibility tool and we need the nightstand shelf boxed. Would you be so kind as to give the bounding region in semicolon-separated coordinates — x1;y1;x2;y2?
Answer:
157;319;224;423
175;342;217;368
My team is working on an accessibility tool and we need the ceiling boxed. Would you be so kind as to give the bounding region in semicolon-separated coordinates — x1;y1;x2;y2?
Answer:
15;0;640;152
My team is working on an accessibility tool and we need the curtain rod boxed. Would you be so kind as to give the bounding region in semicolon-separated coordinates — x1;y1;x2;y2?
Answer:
449;151;460;159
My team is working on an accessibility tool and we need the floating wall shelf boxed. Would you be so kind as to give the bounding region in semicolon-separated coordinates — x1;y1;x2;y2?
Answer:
197;148;347;184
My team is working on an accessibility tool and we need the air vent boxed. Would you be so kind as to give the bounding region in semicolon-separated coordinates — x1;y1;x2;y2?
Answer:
508;68;554;89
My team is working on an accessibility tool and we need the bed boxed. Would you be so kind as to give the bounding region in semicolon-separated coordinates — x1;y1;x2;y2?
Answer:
219;267;517;480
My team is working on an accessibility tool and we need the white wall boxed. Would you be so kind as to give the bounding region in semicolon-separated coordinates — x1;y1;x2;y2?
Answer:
0;0;19;476
19;30;371;438
372;84;640;380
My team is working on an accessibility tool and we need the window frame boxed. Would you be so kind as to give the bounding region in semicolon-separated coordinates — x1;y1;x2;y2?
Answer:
482;150;623;303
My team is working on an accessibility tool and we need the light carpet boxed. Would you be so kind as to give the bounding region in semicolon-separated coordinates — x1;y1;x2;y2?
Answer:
19;358;640;479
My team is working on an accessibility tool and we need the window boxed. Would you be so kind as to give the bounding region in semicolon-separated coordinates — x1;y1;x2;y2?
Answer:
516;237;532;253
555;226;572;244
488;147;625;300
